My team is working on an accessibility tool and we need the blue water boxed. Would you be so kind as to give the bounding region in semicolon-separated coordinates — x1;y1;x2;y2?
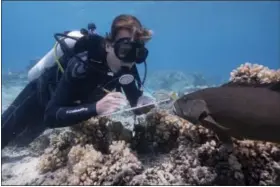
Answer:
2;1;280;110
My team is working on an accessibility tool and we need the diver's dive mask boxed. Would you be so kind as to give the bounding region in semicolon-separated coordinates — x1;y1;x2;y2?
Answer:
113;37;148;64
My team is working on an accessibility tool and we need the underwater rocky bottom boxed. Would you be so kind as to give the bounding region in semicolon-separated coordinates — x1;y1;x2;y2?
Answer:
2;62;280;185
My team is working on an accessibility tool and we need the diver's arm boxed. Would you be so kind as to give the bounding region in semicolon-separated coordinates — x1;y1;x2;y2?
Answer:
44;57;98;128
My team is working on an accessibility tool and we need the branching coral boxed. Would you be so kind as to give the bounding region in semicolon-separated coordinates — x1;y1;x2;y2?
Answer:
36;116;143;185
132;109;182;153
37;141;143;185
37;130;76;173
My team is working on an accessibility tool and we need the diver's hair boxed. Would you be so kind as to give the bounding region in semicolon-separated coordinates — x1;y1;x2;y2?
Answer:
105;14;153;43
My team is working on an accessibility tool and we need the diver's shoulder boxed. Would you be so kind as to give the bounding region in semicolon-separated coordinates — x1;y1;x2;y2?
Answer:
65;52;92;80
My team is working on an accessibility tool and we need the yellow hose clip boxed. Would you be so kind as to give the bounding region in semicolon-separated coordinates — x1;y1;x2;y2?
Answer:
53;42;65;73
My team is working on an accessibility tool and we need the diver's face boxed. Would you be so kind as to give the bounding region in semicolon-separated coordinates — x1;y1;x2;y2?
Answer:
106;29;136;73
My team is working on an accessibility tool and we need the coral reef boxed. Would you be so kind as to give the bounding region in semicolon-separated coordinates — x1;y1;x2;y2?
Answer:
35;109;280;185
230;62;280;84
5;62;280;185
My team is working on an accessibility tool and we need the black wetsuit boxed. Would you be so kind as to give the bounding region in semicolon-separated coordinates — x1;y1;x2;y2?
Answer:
1;33;143;148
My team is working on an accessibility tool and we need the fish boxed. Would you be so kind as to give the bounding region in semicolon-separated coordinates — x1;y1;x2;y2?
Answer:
173;81;280;149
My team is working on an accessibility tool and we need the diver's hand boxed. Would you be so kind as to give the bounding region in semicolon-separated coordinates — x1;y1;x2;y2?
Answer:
134;95;156;115
96;92;128;115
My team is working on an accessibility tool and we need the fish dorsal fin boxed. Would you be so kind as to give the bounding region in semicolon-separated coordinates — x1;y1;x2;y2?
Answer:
269;81;280;92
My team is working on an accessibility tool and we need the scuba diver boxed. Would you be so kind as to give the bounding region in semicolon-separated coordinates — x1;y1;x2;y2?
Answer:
1;14;154;149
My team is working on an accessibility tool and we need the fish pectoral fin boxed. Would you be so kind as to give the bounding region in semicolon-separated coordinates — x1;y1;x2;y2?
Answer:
201;115;232;144
203;115;230;131
183;99;208;124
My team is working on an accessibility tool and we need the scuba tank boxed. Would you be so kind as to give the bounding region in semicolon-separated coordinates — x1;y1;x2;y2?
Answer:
27;30;84;82
27;23;97;82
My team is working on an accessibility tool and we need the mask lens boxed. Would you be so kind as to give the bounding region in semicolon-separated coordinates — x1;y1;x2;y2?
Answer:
118;43;132;58
114;38;147;63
